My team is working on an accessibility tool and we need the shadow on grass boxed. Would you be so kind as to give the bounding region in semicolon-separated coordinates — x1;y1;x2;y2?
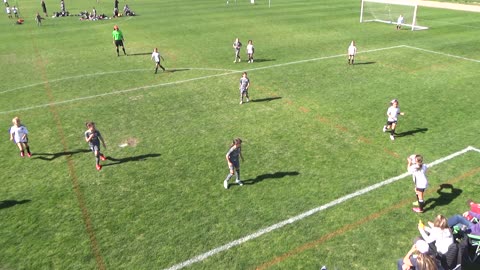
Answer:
165;68;190;73
127;52;152;56
33;149;91;161
103;153;161;166
353;61;376;65
253;59;275;63
424;184;462;213
251;96;282;103
395;128;428;138
243;171;300;186
0;199;31;210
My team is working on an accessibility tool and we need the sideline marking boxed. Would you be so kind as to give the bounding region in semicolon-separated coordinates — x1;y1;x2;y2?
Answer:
0;45;404;115
164;146;480;270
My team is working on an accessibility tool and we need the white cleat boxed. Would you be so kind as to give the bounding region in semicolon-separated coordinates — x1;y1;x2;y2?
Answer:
224;180;229;189
390;135;395;141
236;180;244;186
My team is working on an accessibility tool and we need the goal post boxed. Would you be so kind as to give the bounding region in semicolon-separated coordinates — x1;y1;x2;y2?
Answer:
360;0;428;31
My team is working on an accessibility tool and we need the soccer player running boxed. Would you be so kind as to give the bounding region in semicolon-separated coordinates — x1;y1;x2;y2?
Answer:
239;72;250;104
85;122;107;171
112;25;127;56
383;99;405;140
9;117;32;157
223;138;244;189
347;40;357;65
151;48;166;74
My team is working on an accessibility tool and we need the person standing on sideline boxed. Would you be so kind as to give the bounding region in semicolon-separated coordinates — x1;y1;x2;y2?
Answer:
9;117;32;157
396;14;404;30
239;72;250;104
383;99;405;140
233;37;242;63
41;0;48;17
112;25;127;56
246;40;254;63
347;40;357;65
408;155;428;213
85;122;107;171
151;48;166;73
223;138;244;189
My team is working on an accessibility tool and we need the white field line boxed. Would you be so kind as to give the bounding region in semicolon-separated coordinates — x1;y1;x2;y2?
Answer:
0;45;404;115
403;45;480;64
164;146;480;270
0;68;240;95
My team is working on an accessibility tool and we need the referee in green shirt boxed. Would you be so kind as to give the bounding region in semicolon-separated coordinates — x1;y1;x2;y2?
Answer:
112;25;127;56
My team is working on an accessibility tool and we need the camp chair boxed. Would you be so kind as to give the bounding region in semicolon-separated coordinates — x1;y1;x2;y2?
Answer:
466;234;480;263
438;242;462;270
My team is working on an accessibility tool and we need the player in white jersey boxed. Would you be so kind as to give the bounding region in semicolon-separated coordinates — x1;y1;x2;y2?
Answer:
408;155;428;213
396;14;404;30
9;117;32;157
151;48;165;74
246;40;254;63
383;99;404;140
347;40;356;65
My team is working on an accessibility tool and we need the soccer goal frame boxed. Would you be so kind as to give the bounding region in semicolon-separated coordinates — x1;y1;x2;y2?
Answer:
360;0;428;31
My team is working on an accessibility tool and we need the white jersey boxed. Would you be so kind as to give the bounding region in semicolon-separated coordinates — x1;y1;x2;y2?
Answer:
408;164;428;189
397;16;404;25
246;44;254;54
151;51;161;62
387;106;401;122
10;125;28;143
348;45;356;56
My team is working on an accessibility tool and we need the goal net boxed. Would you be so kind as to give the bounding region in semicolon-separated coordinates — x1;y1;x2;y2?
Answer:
360;0;428;30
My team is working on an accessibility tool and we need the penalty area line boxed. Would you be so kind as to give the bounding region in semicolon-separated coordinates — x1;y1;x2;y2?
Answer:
164;146;479;270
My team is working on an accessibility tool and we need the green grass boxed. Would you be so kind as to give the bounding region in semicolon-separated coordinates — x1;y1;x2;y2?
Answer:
1;0;480;269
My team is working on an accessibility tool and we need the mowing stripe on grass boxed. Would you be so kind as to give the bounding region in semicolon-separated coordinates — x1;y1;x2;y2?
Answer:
164;146;480;270
0;45;404;115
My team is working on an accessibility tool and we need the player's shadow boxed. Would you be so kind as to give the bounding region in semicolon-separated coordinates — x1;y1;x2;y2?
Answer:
0;199;31;210
395;128;428;138
423;184;462;213
251;96;282;103
103;153;161;166
243;171;300;185
354;61;376;65
165;68;190;73
127;52;152;56
253;59;275;63
34;149;91;161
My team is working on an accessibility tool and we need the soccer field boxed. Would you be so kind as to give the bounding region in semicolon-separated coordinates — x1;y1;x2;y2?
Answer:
1;0;480;269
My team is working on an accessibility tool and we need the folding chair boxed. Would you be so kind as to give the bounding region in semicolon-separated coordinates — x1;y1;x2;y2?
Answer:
466;234;480;263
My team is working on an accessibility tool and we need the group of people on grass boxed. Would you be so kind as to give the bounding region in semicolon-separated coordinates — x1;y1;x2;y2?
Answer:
397;200;480;270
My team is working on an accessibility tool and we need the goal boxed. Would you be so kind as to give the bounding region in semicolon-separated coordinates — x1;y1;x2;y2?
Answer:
360;0;428;31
